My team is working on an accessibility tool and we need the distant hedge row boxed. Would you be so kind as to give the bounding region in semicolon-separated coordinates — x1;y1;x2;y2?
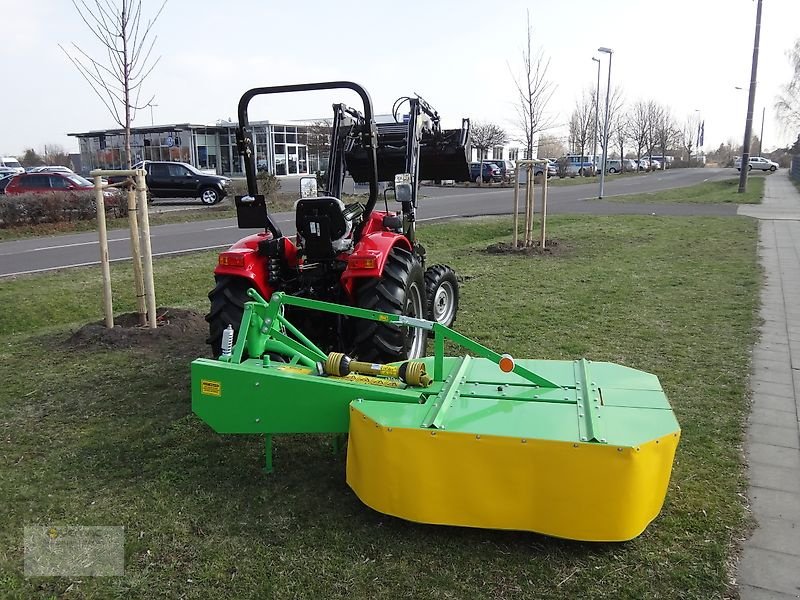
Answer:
0;192;125;228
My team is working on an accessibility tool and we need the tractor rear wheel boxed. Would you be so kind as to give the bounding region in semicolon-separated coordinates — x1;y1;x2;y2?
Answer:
424;264;459;328
353;247;427;363
205;275;253;357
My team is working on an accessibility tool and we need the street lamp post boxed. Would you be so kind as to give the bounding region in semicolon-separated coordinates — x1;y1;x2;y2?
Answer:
592;57;600;176
738;0;763;193
598;47;613;199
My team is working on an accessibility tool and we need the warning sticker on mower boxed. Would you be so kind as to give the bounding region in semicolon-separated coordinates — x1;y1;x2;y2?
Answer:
201;380;222;397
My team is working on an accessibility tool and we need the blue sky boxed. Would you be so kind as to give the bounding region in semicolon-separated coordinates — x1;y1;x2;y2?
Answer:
2;0;799;155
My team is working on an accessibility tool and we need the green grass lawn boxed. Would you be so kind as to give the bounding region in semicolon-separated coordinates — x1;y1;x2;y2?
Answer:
608;176;765;204
0;215;759;599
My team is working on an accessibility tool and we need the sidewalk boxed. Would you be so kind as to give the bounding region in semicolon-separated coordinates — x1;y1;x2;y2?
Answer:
736;172;800;599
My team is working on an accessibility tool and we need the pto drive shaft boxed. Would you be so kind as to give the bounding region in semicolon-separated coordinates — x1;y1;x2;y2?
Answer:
322;352;431;387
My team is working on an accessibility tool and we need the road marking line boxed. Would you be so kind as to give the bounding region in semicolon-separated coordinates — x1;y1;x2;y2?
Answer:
0;244;232;278
418;214;458;222
0;237;131;256
0;237;299;278
203;225;238;231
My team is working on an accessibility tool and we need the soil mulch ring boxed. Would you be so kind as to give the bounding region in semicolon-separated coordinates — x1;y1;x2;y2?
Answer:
485;239;567;257
66;307;208;355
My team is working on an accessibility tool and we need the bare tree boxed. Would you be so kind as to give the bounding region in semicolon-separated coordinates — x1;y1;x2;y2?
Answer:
471;122;508;185
707;139;741;167
305;120;332;174
654;106;679;168
19;149;45;168
536;133;566;159
568;90;594;175
776;39;800;130
629;100;651;169
645;101;662;167
612;113;630;171
510;10;556;160
598;87;624;168
680;113;701;165
62;0;166;330
61;0;167;170
43;144;72;167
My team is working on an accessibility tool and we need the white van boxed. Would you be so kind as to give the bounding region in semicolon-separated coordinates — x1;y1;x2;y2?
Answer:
0;157;24;174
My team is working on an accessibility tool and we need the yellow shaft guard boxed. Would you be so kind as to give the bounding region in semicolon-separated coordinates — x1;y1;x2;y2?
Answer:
346;407;680;542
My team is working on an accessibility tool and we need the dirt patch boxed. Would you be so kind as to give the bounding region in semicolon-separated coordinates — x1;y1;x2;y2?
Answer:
485;239;568;257
66;307;208;356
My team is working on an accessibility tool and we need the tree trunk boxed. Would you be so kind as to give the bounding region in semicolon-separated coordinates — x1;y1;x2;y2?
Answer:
121;2;146;325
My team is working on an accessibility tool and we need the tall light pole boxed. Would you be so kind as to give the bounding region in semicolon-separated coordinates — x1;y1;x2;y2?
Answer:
146;102;159;126
592;57;601;176
598;47;613;199
738;0;763;193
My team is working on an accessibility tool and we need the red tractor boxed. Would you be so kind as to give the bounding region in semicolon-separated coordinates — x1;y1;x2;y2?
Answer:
206;81;470;362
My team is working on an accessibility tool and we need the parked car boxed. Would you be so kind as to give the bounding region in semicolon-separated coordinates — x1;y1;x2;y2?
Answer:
606;159;637;173
0;173;14;194
28;165;75;174
488;159;515;181
648;155;673;169
517;162;557;184
468;161;501;183
0;157;24;174
4;172;116;198
534;162;558;178
735;156;779;172
109;161;231;204
646;158;662;170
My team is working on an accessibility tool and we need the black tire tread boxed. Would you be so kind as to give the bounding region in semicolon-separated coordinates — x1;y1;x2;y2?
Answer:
353;247;424;363
424;264;459;328
205;275;252;357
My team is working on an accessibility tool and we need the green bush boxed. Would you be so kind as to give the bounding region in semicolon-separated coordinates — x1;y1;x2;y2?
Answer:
256;171;281;197
0;191;124;228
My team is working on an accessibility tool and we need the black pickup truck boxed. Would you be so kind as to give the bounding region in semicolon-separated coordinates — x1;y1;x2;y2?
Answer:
112;161;231;205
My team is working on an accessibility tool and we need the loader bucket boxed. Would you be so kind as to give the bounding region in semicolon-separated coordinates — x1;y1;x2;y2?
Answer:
191;292;680;542
419;127;471;181
346;123;470;183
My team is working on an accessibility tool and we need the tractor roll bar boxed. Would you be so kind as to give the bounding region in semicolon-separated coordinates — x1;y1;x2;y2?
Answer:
236;81;380;238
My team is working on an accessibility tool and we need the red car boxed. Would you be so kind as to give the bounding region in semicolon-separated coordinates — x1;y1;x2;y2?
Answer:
4;172;114;197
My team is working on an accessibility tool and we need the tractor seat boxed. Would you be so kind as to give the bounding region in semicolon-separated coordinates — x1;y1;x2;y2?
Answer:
295;196;352;261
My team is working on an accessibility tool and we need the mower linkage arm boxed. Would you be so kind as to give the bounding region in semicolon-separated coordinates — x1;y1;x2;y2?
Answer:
226;290;561;390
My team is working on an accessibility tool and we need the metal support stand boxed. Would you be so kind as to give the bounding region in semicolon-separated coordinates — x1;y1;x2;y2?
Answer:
264;434;273;473
332;433;348;454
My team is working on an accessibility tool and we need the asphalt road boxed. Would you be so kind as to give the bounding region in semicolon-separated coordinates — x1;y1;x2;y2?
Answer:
0;168;738;278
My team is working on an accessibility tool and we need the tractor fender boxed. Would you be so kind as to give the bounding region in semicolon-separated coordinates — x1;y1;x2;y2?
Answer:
341;232;413;298
213;232;298;299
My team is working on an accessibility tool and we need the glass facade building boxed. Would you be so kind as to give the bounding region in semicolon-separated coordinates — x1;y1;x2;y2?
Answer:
69;121;326;177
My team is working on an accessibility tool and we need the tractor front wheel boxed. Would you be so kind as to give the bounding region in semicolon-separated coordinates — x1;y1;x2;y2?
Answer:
205;275;252;357
424;264;459;328
353;247;427;362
